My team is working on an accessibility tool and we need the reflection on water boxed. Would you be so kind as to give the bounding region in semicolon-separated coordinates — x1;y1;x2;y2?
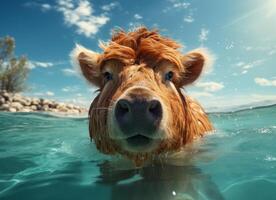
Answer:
96;161;224;200
0;157;224;200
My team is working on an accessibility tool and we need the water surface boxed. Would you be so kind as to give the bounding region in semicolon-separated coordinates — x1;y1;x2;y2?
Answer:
0;105;276;200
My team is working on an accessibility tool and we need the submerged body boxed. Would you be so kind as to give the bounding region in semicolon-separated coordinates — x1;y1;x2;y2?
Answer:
72;27;213;166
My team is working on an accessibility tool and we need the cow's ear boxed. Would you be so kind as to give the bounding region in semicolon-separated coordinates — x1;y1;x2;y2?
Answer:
71;44;101;87
179;49;213;86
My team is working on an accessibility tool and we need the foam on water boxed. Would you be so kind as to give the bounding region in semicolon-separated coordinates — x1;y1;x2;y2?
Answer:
0;105;276;200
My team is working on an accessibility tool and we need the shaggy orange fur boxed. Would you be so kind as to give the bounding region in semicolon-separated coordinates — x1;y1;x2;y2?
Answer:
73;27;213;166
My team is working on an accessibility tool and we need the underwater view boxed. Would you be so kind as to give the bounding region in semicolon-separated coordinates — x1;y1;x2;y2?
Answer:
0;104;275;200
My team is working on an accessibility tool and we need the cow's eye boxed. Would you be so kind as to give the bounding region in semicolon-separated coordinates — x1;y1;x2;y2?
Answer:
103;71;113;81
165;71;174;81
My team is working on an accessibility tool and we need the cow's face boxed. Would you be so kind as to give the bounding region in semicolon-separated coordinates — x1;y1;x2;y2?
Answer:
72;28;210;163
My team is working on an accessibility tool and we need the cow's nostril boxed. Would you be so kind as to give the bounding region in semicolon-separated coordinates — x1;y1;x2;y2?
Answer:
115;98;163;138
148;100;162;119
116;99;130;117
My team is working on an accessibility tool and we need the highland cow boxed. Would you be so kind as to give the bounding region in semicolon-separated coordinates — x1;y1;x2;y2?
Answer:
71;27;213;166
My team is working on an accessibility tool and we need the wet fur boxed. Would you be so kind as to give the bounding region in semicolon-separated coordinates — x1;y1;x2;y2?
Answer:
73;27;214;166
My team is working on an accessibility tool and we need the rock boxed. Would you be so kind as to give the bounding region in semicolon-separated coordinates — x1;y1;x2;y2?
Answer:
56;103;65;108
50;108;58;113
31;98;40;105
30;105;37;111
36;105;43;111
24;97;31;102
67;104;74;109
74;105;80;109
41;99;52;105
21;108;32;112
42;105;49;111
10;102;23;111
1;91;9;98
69;109;80;114
2;92;12;101
22;100;31;106
56;103;69;112
15;98;27;106
58;107;68;112
0;91;87;115
12;93;22;102
48;103;57;109
0;103;10;111
78;108;86;113
14;96;31;106
8;107;16;112
0;97;5;105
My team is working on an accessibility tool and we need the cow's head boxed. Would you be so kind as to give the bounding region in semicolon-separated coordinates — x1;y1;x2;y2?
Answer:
72;27;211;166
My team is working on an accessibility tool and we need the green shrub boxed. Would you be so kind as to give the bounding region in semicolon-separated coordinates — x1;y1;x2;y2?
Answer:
0;36;29;92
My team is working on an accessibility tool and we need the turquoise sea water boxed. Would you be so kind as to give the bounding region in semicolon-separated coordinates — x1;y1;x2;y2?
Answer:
0;105;276;200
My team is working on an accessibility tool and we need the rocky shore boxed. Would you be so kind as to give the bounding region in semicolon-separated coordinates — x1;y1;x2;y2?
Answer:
0;91;87;115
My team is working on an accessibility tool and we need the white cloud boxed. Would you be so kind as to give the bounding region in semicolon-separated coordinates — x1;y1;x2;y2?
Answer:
101;2;118;11
187;81;224;109
242;45;276;55
198;28;209;43
62;86;79;92
249;94;276;102
173;2;190;8
236;61;245;67
243;59;264;69
24;2;52;12
128;22;142;29
235;59;264;72
242;64;253;69
28;61;54;69
41;3;51;11
169;0;190;9
33;91;55;97
196;93;276;113
57;0;109;37
68;98;89;106
244;46;253;51
255;77;276;87
62;88;70;92
195;81;224;92
134;14;143;20
163;0;190;13
184;15;194;23
46;91;55;96
225;42;234;50
62;68;78;76
268;49;276;56
189;91;213;98
58;95;92;107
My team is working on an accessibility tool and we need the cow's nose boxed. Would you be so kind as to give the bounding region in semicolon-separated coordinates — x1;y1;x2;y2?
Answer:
115;99;162;136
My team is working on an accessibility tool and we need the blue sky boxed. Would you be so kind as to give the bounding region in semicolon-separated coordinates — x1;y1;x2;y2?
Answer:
0;0;275;111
